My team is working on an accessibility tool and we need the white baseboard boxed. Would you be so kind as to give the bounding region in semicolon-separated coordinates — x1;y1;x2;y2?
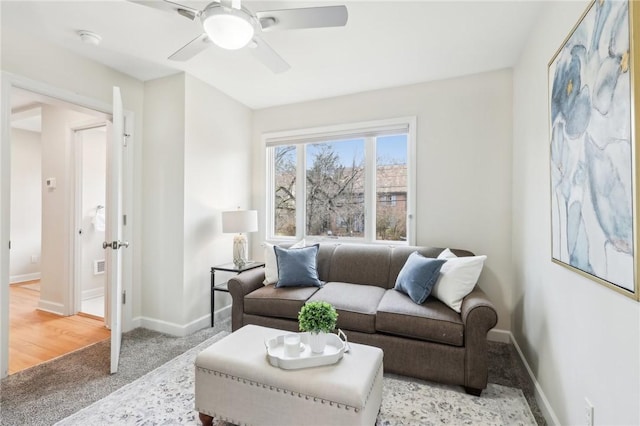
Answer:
82;287;103;300
213;305;231;326
131;305;231;337
508;332;561;426
10;272;41;284
37;299;64;316
487;328;511;343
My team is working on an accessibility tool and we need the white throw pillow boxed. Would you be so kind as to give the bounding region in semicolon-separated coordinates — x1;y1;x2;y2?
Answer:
432;251;487;313
437;248;457;259
263;239;306;285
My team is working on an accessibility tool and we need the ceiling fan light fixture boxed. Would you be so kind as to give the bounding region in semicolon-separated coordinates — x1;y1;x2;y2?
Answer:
201;7;254;50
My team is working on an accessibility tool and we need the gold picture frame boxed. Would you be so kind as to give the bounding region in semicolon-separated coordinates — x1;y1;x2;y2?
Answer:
548;0;639;300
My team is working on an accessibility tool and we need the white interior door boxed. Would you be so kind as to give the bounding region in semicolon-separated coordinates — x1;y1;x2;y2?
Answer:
106;87;126;374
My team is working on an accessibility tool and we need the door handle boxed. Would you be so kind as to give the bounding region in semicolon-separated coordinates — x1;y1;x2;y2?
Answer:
103;241;129;250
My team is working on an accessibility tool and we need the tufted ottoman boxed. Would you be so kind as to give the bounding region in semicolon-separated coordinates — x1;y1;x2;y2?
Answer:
195;324;383;426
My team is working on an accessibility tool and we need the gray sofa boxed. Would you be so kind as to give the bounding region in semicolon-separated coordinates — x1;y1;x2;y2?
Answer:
228;243;498;395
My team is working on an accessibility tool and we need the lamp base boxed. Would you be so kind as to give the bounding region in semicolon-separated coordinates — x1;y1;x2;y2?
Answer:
233;234;248;269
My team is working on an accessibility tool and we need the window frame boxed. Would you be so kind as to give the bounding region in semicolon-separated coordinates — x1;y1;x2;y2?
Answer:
264;116;417;245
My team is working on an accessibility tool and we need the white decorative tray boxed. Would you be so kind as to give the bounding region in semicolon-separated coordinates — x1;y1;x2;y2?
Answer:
265;330;349;370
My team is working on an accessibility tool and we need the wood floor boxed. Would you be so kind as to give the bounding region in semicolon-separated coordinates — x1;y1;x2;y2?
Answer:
9;281;110;374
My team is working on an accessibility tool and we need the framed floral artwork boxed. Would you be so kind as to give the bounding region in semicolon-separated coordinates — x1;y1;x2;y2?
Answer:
549;0;639;300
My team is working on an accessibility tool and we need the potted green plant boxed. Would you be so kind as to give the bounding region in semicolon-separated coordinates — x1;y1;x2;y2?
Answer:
298;301;338;353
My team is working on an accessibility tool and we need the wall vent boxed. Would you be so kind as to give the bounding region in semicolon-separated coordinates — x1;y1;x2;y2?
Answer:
94;259;106;275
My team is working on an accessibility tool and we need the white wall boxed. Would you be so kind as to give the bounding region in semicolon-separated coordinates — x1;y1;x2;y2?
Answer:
183;74;252;325
9;128;41;282
512;1;640;424
141;73;252;333
141;74;186;327
39;105;96;314
252;70;514;331
80;127;106;298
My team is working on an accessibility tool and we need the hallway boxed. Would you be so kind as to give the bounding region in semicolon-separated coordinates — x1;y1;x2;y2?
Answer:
9;281;110;374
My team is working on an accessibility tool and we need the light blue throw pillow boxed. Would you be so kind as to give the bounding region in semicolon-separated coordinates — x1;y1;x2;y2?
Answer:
394;252;446;304
274;244;323;288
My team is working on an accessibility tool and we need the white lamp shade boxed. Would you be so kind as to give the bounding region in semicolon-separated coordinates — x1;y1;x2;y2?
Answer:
222;210;258;233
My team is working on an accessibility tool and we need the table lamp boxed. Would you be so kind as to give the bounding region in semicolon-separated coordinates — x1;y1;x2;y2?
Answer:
222;209;258;268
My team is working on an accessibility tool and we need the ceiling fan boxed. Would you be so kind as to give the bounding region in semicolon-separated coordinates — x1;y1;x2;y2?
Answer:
130;0;348;73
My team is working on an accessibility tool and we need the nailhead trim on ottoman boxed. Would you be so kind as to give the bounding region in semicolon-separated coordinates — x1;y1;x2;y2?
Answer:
195;325;383;426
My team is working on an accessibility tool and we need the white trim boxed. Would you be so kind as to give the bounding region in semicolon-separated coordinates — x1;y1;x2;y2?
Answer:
1;74;14;378
489;329;560;426
37;299;65;316
72;128;84;314
82;287;104;301
406;116;417;245
487;328;511;344
263;117;412;146
132;307;230;337
509;332;561;426
9;272;41;284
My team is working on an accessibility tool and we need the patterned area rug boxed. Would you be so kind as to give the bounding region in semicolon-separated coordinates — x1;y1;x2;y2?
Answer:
56;333;536;426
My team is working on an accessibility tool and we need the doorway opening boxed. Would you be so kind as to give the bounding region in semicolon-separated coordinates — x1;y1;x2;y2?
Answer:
75;126;107;321
7;88;111;374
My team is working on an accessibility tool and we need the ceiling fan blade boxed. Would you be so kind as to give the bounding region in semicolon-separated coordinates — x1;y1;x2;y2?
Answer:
249;36;291;73
128;0;201;20
169;33;212;61
256;6;348;32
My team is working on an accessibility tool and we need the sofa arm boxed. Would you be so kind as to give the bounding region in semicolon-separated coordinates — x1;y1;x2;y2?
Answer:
460;286;498;393
228;268;266;331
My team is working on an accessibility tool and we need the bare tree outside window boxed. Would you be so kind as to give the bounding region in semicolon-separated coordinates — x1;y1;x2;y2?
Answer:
274;146;296;236
306;142;364;238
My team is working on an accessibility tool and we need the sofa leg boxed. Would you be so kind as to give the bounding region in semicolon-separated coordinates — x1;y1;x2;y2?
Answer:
464;387;483;396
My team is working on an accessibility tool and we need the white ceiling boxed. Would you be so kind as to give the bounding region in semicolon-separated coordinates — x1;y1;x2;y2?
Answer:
1;0;544;110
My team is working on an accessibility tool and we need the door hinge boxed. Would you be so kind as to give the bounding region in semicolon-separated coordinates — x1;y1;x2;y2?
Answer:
122;290;126;305
8;240;11;249
123;214;127;226
123;132;130;147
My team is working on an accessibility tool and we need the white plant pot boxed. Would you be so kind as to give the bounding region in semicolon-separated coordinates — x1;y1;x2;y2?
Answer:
308;331;327;354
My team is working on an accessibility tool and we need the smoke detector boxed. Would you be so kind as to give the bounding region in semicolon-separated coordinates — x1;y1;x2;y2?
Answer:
77;30;102;46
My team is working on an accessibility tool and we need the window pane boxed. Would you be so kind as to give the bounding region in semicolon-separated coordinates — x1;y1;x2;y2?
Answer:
274;145;297;237
306;139;365;238
376;135;408;241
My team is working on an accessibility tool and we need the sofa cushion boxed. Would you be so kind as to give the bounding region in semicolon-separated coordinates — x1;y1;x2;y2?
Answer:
394;252;446;304
274;244;323;288
376;289;464;346
245;285;320;320
308;282;386;333
327;245;392;288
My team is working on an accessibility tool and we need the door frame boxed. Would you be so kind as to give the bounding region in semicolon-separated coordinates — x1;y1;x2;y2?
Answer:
0;72;134;378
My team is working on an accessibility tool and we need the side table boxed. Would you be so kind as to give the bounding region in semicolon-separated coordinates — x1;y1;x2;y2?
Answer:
210;262;265;326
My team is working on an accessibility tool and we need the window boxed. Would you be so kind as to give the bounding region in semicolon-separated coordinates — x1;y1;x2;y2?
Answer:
265;117;416;244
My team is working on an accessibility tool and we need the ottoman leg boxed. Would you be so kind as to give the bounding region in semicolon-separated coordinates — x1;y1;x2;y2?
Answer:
199;412;213;426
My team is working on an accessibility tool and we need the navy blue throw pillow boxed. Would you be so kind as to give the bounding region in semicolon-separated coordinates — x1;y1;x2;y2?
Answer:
394;252;446;304
274;244;323;288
